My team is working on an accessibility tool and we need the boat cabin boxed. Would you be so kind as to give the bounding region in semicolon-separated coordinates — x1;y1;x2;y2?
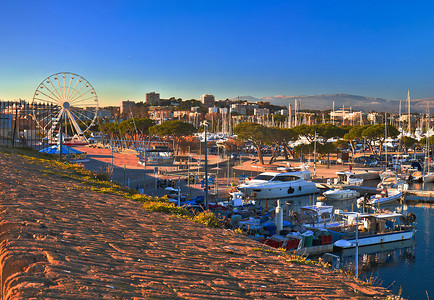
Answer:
335;171;363;186
251;173;303;183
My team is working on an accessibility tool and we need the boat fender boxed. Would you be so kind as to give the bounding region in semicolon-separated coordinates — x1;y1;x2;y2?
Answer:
287;187;295;194
299;186;302;191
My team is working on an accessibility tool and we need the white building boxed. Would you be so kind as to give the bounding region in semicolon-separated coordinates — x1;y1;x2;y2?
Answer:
254;108;270;117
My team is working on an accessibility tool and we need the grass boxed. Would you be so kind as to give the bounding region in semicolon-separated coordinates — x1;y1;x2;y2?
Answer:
0;146;223;229
250;246;331;268
283;251;330;268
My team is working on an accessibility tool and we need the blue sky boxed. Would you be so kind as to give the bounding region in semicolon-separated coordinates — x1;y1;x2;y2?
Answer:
1;0;434;106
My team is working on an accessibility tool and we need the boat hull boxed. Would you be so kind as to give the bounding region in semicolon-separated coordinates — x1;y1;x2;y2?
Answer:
334;229;416;249
237;181;318;200
370;191;402;205
423;172;434;183
323;189;359;201
357;190;403;205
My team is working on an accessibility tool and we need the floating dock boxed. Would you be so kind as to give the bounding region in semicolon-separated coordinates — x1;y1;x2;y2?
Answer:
404;190;434;203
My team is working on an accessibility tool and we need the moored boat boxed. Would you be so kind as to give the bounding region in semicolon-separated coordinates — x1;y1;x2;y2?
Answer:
295;202;339;228
333;212;417;249
357;188;403;206
333;171;364;186
423;172;434;183
237;171;318;201
323;188;360;201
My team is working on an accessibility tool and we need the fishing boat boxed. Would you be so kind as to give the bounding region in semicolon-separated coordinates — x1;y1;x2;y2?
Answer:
295;202;337;228
237;171;318;201
323;188;360;201
377;169;407;189
357;188;403;206
333;212;417;249
334;171;363;186
379;169;398;182
260;201;335;255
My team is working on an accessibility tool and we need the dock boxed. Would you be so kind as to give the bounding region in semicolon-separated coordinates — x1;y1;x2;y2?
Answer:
315;183;382;196
404;190;434;203
295;244;334;256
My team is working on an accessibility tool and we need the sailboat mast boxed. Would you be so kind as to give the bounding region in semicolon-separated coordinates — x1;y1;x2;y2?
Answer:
385;112;388;169
288;103;292;128
332;101;335;125
407;90;411;134
399;100;402;132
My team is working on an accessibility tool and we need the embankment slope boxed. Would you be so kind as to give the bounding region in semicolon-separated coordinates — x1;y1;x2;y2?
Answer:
0;152;390;299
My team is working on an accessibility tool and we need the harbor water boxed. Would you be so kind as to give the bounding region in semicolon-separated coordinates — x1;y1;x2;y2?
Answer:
287;181;434;299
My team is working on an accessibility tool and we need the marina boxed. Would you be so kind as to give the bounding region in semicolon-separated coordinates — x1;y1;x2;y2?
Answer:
256;188;432;299
52;142;434;299
3;1;434;298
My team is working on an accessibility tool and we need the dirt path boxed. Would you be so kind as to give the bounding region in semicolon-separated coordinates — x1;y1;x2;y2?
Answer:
0;152;391;299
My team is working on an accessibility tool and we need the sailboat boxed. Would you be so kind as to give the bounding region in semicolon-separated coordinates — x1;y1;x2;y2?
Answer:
423;101;434;183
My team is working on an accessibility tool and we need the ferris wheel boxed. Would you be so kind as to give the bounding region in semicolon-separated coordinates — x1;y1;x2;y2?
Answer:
32;72;99;144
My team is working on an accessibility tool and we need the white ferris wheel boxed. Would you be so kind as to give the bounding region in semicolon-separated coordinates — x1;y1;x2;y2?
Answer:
32;72;99;144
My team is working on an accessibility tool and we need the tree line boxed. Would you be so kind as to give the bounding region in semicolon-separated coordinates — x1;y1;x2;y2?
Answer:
98;118;431;165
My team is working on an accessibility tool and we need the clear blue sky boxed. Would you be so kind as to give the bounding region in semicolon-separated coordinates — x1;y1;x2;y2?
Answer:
1;0;434;106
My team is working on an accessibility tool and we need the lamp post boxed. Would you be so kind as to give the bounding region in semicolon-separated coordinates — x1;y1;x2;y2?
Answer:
59;113;63;160
355;213;359;279
188;146;191;197
203;121;210;210
313;131;317;178
216;146;219;197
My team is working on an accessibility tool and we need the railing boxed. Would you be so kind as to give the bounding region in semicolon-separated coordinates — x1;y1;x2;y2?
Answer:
0;100;55;150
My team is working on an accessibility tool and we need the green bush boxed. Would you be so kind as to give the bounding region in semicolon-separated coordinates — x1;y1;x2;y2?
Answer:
143;201;192;217
191;211;221;228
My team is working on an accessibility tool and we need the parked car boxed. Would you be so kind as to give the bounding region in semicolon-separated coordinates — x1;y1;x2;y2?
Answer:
230;153;240;159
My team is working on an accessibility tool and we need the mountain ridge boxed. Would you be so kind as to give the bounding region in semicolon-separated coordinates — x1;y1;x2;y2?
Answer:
231;94;433;113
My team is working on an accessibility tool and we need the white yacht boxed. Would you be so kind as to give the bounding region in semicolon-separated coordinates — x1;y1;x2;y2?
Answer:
237;171;318;200
334;171;364;186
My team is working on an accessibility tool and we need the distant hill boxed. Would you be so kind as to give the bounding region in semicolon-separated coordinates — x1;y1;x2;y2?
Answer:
232;94;433;113
229;95;262;103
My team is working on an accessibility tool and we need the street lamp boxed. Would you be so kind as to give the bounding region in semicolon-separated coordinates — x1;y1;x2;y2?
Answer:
59;113;63;160
202;121;210;210
188;145;191;197
313;131;317;178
